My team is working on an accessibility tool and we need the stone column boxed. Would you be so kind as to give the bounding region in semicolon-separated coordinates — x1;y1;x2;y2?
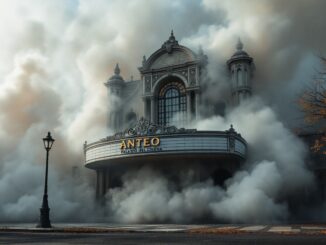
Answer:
195;91;200;119
105;168;110;190
96;170;100;200
144;98;149;119
195;67;199;85
151;96;155;123
186;92;191;124
96;169;108;201
97;170;104;200
102;169;107;197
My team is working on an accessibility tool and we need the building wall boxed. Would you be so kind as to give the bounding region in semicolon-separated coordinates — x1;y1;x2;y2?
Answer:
106;36;256;130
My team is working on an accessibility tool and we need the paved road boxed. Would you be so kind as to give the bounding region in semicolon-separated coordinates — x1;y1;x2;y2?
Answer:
1;224;326;244
1;231;326;245
2;223;326;233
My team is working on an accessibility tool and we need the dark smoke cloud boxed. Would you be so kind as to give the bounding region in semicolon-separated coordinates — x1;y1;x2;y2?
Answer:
0;0;325;223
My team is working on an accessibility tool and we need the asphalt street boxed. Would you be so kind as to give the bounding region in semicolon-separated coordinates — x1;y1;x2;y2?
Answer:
1;231;326;245
1;224;326;244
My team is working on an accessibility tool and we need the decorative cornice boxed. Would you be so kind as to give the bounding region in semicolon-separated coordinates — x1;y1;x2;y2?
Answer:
102;117;197;141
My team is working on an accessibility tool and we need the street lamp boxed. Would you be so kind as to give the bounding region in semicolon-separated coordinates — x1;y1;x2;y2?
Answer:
37;132;55;228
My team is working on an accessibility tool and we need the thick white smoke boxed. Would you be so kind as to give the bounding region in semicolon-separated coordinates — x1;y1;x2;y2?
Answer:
104;98;314;224
0;0;324;223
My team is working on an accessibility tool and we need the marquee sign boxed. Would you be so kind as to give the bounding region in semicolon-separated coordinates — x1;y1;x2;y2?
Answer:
84;119;247;166
120;137;160;149
120;137;162;154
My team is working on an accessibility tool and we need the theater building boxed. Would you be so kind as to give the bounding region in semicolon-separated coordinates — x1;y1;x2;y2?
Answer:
84;32;254;198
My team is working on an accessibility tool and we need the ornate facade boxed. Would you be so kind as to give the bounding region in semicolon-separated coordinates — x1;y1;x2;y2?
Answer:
105;32;254;131
86;32;254;199
86;31;326;204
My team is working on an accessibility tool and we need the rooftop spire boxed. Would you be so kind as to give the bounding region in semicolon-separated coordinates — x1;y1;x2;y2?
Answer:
142;55;146;66
236;38;243;51
162;30;179;53
169;29;175;41
114;63;120;75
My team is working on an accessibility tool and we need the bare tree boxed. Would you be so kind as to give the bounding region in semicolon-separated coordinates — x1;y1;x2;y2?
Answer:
298;57;326;154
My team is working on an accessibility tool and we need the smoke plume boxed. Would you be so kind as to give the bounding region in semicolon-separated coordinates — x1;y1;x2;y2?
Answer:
104;98;314;223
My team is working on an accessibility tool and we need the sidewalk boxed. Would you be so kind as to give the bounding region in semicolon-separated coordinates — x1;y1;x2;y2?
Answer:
1;224;326;235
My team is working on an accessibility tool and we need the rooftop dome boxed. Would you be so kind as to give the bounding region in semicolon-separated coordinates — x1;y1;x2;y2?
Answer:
227;38;253;67
106;63;124;85
231;38;250;58
140;30;199;71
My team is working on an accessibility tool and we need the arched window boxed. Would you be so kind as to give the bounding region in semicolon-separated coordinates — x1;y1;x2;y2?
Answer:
158;81;186;126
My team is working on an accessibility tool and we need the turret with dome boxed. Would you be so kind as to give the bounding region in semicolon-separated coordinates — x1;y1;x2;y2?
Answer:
105;63;125;130
227;38;255;105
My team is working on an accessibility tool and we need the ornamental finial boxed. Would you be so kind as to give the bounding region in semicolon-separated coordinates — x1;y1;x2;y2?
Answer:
114;63;120;75
236;38;243;51
228;124;235;133
169;30;175;41
162;30;178;53
142;55;146;66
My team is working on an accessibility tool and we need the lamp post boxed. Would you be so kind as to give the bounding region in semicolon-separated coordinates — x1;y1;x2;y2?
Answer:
37;132;55;228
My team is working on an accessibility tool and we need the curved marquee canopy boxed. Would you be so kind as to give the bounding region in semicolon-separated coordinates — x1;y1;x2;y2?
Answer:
84;118;247;169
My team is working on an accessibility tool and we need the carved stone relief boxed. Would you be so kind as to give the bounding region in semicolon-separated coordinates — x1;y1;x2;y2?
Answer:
102;117;197;141
152;73;164;87
190;68;196;85
151;51;190;69
175;69;188;80
145;76;151;92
